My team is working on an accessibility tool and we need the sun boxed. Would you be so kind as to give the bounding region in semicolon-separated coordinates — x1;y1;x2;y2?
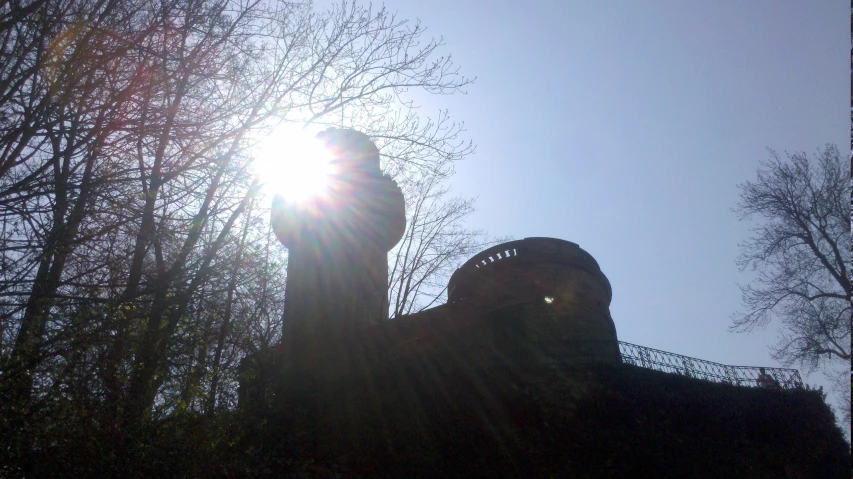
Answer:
251;123;334;203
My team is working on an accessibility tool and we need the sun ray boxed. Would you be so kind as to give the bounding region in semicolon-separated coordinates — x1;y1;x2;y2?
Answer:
251;123;334;202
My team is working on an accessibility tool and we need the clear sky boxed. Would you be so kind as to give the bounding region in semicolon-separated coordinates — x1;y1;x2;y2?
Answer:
379;1;849;419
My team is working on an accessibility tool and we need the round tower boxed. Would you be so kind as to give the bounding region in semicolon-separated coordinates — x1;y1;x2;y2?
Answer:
447;237;620;365
271;129;405;350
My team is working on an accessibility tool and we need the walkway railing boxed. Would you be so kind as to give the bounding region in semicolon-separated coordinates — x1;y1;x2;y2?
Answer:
618;341;804;390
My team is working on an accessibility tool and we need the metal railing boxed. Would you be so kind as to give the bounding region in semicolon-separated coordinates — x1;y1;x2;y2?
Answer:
618;341;804;390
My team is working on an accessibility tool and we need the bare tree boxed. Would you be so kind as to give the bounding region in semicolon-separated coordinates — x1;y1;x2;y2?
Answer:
0;0;478;441
386;165;492;318
732;144;850;399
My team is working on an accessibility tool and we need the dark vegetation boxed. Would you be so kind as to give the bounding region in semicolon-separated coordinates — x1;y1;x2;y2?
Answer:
6;341;849;478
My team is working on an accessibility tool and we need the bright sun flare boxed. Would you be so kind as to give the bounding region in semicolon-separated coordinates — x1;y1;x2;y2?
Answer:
251;123;334;202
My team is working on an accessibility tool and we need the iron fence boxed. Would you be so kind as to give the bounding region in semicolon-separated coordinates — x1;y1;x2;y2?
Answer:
618;341;803;390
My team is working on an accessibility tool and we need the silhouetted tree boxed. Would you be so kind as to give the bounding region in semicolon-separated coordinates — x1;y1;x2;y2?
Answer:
732;144;850;422
0;0;476;461
386;162;498;318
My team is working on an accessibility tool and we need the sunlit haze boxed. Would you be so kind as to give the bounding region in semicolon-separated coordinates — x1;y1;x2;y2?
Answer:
251;123;335;202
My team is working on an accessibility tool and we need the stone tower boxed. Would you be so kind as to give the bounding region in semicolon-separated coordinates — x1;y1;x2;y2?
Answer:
271;129;405;356
446;237;620;365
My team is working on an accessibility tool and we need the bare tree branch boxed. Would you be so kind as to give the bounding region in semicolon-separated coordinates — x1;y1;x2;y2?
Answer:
732;144;850;395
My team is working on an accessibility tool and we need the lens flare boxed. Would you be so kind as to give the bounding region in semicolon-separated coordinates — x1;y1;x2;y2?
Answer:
251;124;334;202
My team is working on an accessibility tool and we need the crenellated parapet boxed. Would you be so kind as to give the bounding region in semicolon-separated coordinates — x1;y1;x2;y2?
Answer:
446;237;620;365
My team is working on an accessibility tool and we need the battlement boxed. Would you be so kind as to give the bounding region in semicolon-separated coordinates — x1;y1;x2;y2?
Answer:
448;237;612;307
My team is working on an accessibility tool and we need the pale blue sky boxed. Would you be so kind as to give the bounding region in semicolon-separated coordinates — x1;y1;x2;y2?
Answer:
380;1;848;414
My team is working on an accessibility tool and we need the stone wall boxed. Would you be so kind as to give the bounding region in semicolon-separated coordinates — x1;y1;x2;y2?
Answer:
233;349;850;479
445;238;620;364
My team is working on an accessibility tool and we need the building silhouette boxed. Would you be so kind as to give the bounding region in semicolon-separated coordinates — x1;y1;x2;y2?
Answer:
271;129;405;371
241;129;849;478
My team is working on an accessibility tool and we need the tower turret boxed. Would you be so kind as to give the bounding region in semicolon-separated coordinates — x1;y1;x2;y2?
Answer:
271;129;405;352
447;237;620;365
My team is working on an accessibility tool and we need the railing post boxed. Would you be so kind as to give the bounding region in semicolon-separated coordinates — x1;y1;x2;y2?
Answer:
639;348;650;369
724;365;735;385
682;357;693;378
